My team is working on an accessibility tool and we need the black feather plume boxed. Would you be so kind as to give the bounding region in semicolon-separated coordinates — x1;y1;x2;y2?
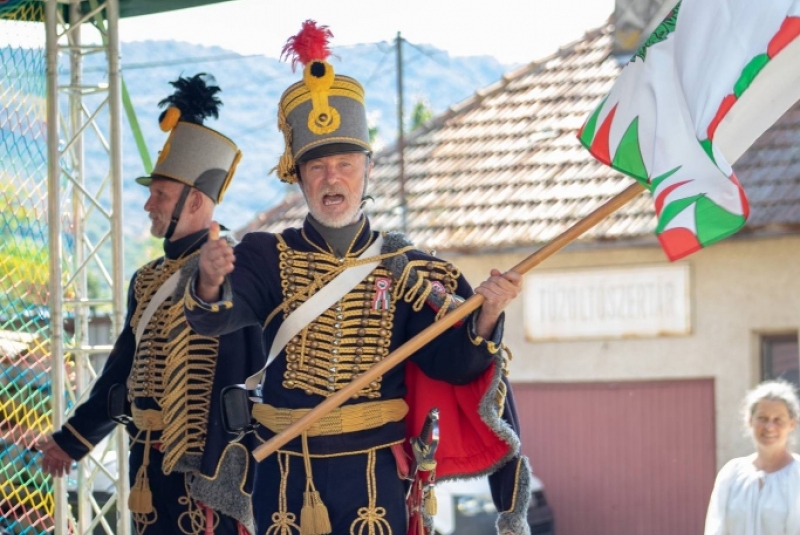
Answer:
157;73;222;125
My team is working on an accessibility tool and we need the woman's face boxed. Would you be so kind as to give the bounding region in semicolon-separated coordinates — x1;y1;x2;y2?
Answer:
750;399;797;451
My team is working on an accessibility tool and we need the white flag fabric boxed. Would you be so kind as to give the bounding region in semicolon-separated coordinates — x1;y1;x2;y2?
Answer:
579;0;800;260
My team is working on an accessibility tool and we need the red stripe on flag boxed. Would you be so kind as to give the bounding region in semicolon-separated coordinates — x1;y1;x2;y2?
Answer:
658;228;702;262
654;179;692;216
589;104;618;166
707;94;737;141
767;16;800;57
729;172;750;218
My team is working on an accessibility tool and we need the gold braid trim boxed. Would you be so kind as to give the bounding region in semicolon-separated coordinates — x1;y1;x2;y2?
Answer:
274;104;298;184
350;448;392;535
266;452;301;535
253;399;408;436
392;259;461;320
130;256;197;401
275;234;416;399
468;330;501;354
495;346;512;417
129;252;219;475
130;257;181;328
160;294;219;474
280;77;366;117
300;433;331;535
133;507;158;535
63;423;93;452
129;429;156;523
263;444;405;535
264;234;414;329
504;457;524;514
177;473;217;535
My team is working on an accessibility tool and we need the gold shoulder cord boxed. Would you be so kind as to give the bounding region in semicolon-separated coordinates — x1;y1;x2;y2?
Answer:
393;259;461;320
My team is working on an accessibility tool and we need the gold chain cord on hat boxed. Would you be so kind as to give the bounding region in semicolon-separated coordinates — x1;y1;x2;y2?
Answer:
274;105;297;183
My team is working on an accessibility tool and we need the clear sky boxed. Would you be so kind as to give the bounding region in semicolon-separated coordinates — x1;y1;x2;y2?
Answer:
118;0;615;65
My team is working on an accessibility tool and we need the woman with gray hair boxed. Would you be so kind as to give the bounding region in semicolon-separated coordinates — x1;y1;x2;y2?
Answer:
704;380;800;534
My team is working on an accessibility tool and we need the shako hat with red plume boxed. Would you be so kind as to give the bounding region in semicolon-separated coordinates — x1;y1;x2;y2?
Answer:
273;20;371;184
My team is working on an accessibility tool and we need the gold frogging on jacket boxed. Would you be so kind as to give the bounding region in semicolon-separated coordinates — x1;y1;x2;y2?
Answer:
275;235;460;400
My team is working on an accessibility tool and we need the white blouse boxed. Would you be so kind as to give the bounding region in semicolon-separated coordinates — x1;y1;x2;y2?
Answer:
704;453;800;535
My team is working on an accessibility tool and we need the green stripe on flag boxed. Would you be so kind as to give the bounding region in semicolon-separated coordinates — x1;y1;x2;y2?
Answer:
579;96;606;148
700;139;716;165
655;194;701;234
649;166;680;191
694;196;747;246
612;117;648;181
734;53;769;98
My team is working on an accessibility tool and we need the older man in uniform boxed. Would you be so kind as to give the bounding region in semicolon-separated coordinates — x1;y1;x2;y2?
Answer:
185;22;534;535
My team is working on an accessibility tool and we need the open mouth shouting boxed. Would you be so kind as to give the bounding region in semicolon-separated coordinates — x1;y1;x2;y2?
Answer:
323;193;345;206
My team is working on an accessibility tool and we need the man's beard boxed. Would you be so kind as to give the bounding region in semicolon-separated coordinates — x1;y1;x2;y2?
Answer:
303;188;361;228
309;205;361;228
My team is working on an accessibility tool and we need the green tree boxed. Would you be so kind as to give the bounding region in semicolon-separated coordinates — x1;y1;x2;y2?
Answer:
369;125;380;145
409;100;433;132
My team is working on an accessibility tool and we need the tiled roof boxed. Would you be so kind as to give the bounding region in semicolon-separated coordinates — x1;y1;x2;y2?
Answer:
237;24;800;253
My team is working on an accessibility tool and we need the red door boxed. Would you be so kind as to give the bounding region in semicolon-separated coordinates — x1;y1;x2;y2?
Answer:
512;379;716;535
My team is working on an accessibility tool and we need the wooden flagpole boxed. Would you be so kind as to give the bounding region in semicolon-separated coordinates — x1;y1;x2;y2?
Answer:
253;181;646;461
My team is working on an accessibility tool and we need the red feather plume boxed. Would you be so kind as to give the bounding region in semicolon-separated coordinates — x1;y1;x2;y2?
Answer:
281;20;333;71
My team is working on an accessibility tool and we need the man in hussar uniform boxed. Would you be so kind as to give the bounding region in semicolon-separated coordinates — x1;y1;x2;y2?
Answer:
185;22;534;535
38;74;264;535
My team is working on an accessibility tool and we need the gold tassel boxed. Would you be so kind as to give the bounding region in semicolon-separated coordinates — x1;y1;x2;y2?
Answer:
272;105;298;184
129;429;154;514
424;487;437;516
129;464;153;514
300;490;332;535
299;433;331;535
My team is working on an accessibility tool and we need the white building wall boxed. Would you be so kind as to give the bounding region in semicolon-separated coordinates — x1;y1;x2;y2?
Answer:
444;234;800;469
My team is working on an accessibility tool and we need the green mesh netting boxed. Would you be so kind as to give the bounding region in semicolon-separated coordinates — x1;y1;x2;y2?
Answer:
1;3;56;535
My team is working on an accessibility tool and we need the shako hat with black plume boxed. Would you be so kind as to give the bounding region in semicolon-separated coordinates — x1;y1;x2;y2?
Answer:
136;73;241;204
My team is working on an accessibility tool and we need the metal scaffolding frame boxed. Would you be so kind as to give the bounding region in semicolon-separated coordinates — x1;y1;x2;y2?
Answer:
45;0;128;533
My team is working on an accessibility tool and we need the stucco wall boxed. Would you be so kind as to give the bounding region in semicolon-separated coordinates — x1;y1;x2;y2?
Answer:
443;234;800;469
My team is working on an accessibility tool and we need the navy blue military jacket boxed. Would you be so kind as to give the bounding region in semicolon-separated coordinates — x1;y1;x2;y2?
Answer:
52;229;265;505
185;217;503;454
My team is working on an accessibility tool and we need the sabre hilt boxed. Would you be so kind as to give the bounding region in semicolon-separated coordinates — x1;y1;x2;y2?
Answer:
411;407;439;472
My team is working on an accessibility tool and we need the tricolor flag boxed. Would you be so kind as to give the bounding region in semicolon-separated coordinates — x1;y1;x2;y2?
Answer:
579;0;800;260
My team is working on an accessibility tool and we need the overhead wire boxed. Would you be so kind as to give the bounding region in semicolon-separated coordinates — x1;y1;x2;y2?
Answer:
83;52;267;72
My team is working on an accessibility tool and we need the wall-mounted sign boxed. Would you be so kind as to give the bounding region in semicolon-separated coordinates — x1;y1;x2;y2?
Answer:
524;264;691;340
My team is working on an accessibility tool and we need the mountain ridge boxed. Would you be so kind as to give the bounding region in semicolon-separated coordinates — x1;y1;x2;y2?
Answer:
76;39;511;275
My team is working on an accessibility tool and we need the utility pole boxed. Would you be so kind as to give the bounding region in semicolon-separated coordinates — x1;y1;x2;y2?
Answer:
395;31;408;234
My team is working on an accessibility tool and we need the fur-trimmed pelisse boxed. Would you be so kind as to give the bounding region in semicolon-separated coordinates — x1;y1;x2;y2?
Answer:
136;73;242;204
273;20;371;184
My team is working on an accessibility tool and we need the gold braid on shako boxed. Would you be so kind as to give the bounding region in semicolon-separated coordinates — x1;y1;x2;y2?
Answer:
273;20;371;184
135;73;242;206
